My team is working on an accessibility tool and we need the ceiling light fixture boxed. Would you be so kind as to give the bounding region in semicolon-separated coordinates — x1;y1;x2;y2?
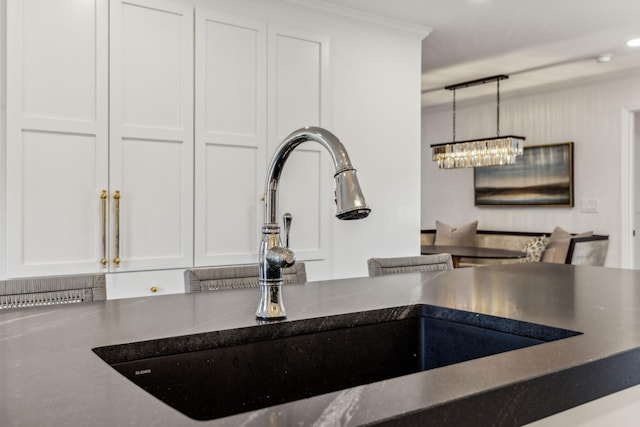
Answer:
431;75;525;169
596;54;613;63
627;38;640;47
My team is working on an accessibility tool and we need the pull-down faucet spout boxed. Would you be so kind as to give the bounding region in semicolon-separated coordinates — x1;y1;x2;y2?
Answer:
256;126;371;320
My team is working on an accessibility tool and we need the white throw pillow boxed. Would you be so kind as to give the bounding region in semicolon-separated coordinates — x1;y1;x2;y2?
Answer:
434;220;478;247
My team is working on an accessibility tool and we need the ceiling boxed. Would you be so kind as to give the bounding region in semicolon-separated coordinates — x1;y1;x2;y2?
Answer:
317;0;640;107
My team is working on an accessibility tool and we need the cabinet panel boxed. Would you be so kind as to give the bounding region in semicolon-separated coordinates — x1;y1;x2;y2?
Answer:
194;10;266;267
5;0;109;278
204;18;262;136
278;148;325;257
22;0;98;121
201;144;260;264
110;0;194;272
120;138;186;264
121;1;184;129
21;131;100;265
273;34;322;137
268;26;330;261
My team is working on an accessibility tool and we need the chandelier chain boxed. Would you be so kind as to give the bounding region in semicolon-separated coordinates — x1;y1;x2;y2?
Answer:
496;78;501;137
452;88;456;142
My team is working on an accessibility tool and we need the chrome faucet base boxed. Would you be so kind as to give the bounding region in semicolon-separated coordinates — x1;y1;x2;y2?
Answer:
256;282;286;320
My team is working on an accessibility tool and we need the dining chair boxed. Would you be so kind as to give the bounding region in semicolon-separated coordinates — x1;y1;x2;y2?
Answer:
566;236;609;266
0;274;106;310
184;263;307;292
367;254;453;277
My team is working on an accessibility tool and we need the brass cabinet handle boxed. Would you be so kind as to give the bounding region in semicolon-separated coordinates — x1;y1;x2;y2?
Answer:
150;286;158;293
113;190;121;268
100;190;107;268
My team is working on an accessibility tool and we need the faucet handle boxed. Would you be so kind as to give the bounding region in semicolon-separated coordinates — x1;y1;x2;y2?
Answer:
265;213;295;269
266;246;295;268
283;212;292;248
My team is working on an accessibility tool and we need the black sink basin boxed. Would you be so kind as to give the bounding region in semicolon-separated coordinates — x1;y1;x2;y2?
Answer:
92;304;580;421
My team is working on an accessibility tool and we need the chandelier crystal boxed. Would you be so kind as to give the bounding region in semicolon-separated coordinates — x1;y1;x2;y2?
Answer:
432;136;524;169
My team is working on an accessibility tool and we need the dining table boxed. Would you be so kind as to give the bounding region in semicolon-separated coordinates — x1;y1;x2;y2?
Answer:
421;244;527;268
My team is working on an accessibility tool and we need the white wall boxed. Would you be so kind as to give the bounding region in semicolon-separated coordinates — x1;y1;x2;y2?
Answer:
0;0;5;278
422;74;640;268
327;18;424;279
634;112;640;268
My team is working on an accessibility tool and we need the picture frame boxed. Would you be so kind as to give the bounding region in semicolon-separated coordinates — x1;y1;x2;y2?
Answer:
474;142;574;206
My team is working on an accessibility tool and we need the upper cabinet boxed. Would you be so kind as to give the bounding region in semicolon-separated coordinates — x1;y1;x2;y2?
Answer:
5;0;109;277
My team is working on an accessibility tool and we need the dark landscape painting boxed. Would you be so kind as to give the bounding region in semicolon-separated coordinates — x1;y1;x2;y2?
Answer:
474;142;574;206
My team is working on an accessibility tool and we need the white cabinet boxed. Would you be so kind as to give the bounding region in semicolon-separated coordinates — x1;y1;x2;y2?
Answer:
267;26;331;261
4;0;331;293
5;0;192;282
193;16;332;267
109;0;193;272
193;10;267;267
5;0;109;278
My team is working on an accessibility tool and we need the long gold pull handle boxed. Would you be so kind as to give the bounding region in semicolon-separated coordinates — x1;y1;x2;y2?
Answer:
113;190;121;268
100;190;108;268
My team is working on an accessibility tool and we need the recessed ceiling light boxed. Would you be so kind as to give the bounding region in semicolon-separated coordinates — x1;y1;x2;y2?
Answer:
596;54;613;63
628;38;640;47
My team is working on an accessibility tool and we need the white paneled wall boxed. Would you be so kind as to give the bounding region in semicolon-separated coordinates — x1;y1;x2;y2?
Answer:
422;74;640;267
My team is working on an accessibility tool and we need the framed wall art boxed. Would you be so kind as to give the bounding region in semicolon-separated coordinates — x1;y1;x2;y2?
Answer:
474;142;574;206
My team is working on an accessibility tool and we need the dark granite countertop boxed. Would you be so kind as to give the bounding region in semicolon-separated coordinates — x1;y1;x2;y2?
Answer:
2;263;640;426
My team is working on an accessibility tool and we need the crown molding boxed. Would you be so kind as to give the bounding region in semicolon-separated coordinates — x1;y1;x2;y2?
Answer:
257;0;432;39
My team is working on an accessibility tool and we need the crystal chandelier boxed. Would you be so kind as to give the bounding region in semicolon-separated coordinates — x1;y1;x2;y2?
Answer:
431;75;525;169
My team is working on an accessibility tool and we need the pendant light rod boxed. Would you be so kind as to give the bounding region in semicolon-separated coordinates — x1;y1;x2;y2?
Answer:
496;77;501;137
444;74;508;91
452;88;456;142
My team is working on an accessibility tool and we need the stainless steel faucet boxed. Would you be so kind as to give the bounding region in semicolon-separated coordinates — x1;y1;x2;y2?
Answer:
256;126;371;320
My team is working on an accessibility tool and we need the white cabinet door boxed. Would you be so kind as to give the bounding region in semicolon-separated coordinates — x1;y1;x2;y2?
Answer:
194;10;267;266
267;26;331;261
5;0;109;278
109;0;194;272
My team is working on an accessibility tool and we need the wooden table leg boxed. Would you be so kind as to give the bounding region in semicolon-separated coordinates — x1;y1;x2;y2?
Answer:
452;256;460;268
